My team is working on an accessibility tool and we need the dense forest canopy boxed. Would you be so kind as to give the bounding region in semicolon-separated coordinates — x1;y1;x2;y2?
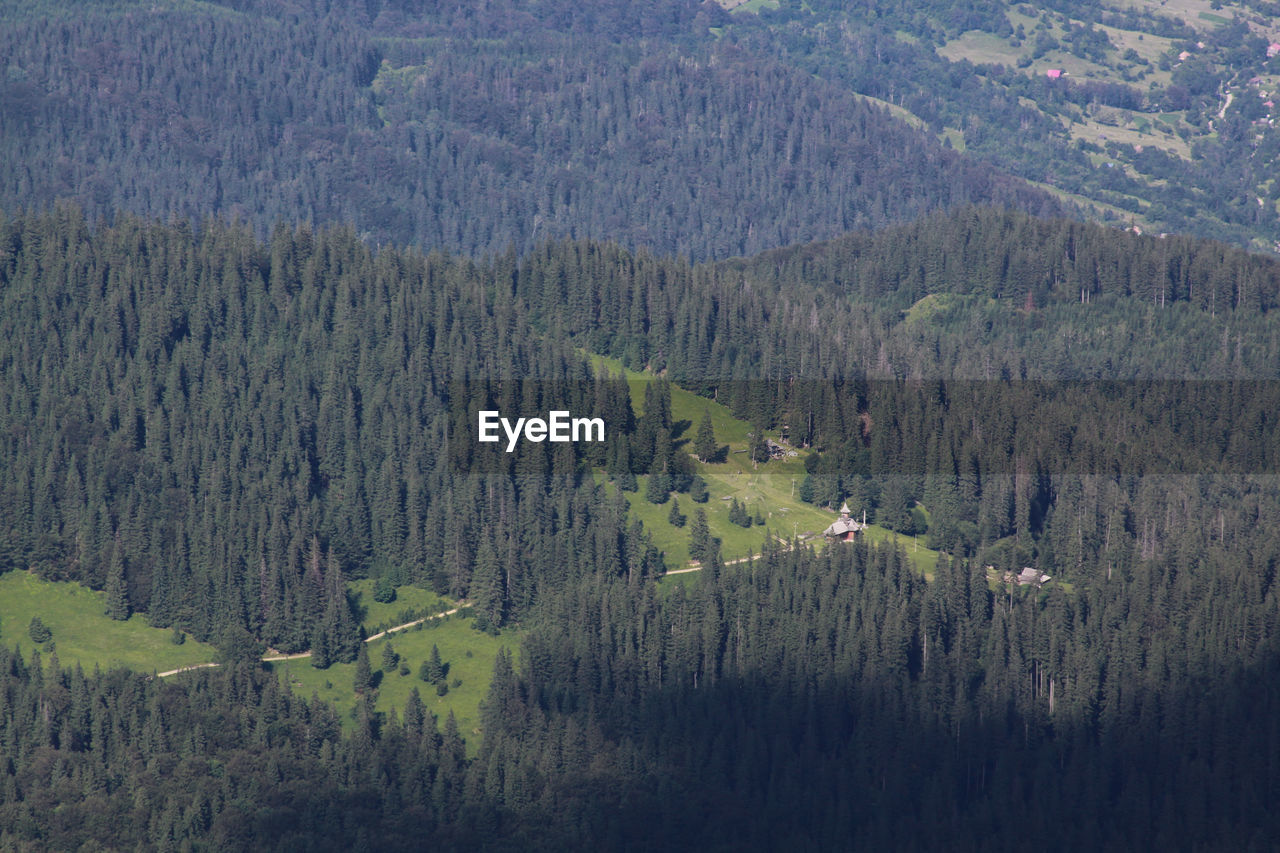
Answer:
1;199;1279;846
4;0;1280;847
721;0;1280;250
7;0;1280;254
0;206;674;652
0;0;1066;259
4;204;1280;634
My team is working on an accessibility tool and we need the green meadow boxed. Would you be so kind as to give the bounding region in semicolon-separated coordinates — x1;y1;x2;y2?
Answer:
0;570;216;672
591;354;939;578
345;577;450;635
270;605;519;754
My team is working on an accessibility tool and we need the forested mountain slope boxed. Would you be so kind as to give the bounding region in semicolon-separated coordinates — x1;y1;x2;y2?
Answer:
5;0;1280;846
720;0;1280;251
0;0;1063;259
4;204;1280;637
9;0;1280;255
3;206;1280;849
3;538;1277;849
0;207;664;651
526;206;1280;382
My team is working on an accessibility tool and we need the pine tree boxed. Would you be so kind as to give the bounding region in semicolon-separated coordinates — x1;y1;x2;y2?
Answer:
689;473;709;503
480;647;522;736
28;616;52;644
322;549;359;663
690;508;710;563
798;475;815;503
421;644;445;684
373;575;396;604
668;497;687;528
216;624;265;667
310;624;331;670
403;686;426;736
354;642;373;693
471;539;505;629
105;546;130;621
381;641;398;672
695;409;717;462
749;429;768;466
645;468;670;504
614;439;637;491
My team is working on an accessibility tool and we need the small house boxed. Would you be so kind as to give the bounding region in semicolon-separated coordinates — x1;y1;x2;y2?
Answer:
764;438;793;460
1017;567;1052;586
823;502;865;542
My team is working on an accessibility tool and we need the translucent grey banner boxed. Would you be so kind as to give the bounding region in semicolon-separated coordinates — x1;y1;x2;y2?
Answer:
437;379;1280;476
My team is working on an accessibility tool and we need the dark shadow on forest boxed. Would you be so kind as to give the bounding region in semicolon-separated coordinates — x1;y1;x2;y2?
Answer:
463;607;1280;851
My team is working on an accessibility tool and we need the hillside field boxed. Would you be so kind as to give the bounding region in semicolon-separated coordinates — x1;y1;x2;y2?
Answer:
592;355;939;579
0;571;217;672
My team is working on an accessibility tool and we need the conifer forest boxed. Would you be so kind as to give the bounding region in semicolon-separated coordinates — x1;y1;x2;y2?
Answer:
1;0;1279;850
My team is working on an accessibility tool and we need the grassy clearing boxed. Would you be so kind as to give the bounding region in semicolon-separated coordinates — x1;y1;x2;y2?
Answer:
941;127;967;151
937;10;1182;90
0;570;217;672
270;605;519;755
627;469;831;566
1067;114;1192;160
1150;0;1280;53
1115;0;1243;32
1025;177;1153;229
0;570;507;753
862;525;938;578
851;93;927;129
347;578;448;636
721;0;779;13
589;355;941;579
937;30;1026;67
1098;23;1177;67
1032;48;1115;81
903;292;960;326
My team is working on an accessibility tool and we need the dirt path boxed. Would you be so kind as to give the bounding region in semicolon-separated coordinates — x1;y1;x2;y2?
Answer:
663;550;783;576
156;603;467;678
154;662;221;678
364;604;466;641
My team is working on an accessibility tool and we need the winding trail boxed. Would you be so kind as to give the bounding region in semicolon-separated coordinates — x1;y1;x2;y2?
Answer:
155;662;221;678
364;604;466;641
664;551;782;577
156;603;467;678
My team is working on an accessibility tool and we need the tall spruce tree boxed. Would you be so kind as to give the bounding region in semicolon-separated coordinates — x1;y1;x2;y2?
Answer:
695;409;717;462
690;508;710;563
689;473;710;503
354;642;373;693
471;539;505;629
104;546;130;621
645;467;671;504
668;497;687;528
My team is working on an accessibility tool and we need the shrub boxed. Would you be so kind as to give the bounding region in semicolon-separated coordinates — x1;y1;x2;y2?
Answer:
28;617;51;644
